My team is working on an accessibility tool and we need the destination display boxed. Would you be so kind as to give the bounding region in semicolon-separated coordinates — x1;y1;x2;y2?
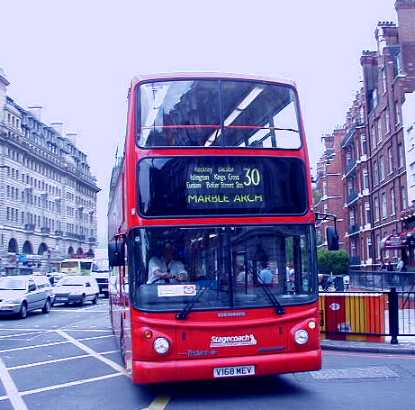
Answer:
185;163;265;209
138;157;307;217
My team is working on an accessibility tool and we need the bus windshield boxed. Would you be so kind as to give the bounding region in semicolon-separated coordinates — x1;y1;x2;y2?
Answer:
130;224;317;312
137;79;301;149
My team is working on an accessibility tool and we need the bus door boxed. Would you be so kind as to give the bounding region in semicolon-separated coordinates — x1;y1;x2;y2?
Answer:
120;242;132;373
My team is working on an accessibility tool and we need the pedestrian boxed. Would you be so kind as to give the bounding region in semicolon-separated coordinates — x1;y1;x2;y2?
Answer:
397;258;406;272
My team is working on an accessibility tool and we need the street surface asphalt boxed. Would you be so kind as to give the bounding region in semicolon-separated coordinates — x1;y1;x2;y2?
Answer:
0;300;415;410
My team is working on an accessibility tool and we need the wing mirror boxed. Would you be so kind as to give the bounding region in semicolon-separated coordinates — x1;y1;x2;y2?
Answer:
108;234;125;267
326;226;339;251
315;213;339;251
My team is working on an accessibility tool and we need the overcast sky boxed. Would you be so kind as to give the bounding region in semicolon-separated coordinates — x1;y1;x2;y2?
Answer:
0;0;397;246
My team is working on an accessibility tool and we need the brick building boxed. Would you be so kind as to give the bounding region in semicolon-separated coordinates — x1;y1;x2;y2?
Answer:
315;0;415;270
314;129;346;250
341;90;372;268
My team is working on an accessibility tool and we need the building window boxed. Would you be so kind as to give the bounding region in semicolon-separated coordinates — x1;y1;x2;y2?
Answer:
401;186;408;209
395;101;401;125
377;118;382;143
365;202;371;224
371;125;376;149
373;160;378;185
349;209;355;226
381;192;387;219
381;68;387;94
372;89;378;110
390;188;396;215
374;197;380;222
379;156;385;181
398;143;405;169
385;110;390;134
388;147;393;174
367;237;373;260
363;169;369;190
376;234;381;261
361;134;367;155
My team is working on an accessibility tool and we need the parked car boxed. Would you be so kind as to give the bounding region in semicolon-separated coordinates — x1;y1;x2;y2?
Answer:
53;275;99;306
32;275;55;305
0;276;52;319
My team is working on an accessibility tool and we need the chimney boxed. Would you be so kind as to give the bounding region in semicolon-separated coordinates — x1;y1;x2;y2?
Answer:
28;105;43;121
396;0;415;81
66;132;77;145
50;121;64;136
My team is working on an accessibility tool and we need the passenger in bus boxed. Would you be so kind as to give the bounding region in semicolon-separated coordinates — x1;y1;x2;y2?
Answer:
147;242;188;284
236;264;252;284
257;261;273;285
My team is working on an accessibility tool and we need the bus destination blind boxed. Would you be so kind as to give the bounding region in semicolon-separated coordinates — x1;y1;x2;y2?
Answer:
186;164;265;209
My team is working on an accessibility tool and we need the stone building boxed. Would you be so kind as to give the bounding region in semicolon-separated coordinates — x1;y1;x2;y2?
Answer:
0;69;99;267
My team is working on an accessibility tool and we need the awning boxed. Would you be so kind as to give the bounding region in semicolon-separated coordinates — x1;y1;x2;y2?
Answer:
380;234;405;250
381;232;415;250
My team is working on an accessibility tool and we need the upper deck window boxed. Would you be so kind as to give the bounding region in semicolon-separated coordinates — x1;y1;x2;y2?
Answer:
137;79;301;149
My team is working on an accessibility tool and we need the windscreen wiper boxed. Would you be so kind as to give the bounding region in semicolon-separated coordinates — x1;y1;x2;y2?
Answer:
176;282;212;320
256;277;285;315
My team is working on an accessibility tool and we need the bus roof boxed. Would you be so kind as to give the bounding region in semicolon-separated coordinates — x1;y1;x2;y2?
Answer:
131;72;296;89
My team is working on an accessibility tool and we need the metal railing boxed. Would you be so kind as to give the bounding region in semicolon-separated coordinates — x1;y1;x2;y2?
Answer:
348;270;415;291
346;191;359;204
348;224;360;235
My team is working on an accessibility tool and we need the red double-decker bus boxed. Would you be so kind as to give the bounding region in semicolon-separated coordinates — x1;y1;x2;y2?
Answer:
108;73;324;384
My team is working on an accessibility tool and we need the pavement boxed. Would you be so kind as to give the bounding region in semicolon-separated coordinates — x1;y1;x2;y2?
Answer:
321;339;415;355
1;299;415;409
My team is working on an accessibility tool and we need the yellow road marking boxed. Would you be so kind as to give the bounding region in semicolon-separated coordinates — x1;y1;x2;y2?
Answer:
142;395;171;410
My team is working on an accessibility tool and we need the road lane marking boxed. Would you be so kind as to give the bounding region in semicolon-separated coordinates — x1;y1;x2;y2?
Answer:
0;358;28;409
52;309;108;313
0;373;125;401
0;327;111;332
6;350;120;371
0;332;43;339
56;330;126;374
141;395;171;410
0;334;114;353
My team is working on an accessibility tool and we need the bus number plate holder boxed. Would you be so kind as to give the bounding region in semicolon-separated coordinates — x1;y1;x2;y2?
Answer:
213;365;255;378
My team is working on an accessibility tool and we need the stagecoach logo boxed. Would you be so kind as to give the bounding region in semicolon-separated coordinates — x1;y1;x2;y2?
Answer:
210;334;257;348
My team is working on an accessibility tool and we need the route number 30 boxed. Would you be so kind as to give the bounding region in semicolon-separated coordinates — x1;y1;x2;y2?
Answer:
243;168;261;186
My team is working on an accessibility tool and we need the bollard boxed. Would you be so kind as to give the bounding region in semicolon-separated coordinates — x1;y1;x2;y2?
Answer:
388;287;399;345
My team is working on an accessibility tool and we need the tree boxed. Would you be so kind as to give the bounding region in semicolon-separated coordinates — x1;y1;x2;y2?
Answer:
317;249;349;275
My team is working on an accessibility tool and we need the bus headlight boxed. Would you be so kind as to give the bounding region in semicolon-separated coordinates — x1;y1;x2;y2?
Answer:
294;329;309;345
153;337;170;355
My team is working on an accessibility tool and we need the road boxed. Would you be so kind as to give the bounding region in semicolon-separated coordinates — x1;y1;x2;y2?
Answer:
1;300;415;410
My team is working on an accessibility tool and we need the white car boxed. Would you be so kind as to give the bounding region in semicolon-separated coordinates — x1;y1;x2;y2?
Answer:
0;276;52;318
53;275;99;306
32;275;56;306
